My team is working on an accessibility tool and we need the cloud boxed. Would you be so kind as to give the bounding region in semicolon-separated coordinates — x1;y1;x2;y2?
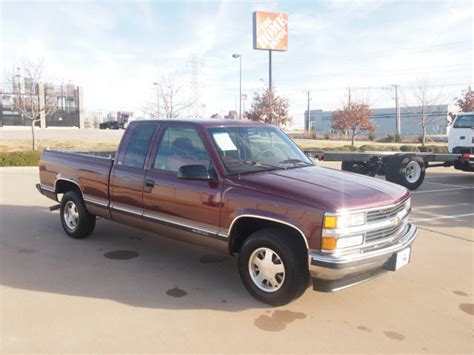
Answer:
1;0;472;127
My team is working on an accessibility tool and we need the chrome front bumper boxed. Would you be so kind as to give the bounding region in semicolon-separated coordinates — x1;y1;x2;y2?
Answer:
308;223;417;291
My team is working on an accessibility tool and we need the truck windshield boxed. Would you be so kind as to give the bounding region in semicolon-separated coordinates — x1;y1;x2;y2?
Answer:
453;114;474;128
207;125;312;175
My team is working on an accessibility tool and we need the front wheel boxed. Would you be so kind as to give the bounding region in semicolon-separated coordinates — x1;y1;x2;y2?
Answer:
60;191;96;239
238;228;309;306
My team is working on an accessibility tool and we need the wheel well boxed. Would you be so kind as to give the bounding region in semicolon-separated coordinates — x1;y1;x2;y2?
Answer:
228;217;308;254
55;180;82;198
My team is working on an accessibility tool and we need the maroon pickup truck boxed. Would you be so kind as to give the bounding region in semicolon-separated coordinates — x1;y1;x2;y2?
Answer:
37;119;417;305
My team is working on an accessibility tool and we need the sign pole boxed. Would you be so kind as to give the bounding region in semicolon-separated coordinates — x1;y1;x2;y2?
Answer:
269;50;272;124
269;50;272;92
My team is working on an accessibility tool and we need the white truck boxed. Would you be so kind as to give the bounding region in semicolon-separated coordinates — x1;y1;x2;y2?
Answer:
306;112;474;190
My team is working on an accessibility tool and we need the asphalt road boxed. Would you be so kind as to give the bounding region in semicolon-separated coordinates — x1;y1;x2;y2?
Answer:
0;164;472;353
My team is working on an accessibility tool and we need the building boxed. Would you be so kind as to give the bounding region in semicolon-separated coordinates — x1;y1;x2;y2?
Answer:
305;104;453;138
224;110;238;120
0;81;85;128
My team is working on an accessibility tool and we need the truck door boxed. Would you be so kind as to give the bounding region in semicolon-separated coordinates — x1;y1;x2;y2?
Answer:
109;122;160;226
142;124;224;249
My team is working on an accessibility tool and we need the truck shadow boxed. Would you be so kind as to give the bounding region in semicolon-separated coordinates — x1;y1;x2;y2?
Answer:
0;204;267;311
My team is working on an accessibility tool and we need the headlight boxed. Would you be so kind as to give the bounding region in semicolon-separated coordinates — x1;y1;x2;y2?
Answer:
321;211;367;252
323;212;366;229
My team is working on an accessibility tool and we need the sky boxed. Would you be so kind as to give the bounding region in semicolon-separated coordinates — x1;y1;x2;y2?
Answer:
1;0;473;128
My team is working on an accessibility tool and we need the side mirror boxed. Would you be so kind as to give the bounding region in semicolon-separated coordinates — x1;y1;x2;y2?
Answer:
177;164;217;181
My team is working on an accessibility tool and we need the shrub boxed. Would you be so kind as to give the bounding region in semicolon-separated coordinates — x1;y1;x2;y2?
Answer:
368;132;376;141
324;134;330;140
419;145;449;153
394;133;402;143
399;145;419;152
359;145;400;152
382;134;395;143
432;145;448;153
0;151;41;166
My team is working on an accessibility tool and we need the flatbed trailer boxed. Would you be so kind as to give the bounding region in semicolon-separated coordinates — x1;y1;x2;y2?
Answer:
305;150;474;190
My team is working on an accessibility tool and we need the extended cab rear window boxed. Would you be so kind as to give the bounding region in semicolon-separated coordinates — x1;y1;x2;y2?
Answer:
122;123;158;168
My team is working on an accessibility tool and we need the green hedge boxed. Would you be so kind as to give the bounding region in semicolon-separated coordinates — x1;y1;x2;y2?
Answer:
0;151;41;167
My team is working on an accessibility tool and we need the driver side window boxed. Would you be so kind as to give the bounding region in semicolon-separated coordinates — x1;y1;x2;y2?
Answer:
153;126;211;172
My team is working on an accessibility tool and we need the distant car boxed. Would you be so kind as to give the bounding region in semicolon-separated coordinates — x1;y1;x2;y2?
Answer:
37;119;417;306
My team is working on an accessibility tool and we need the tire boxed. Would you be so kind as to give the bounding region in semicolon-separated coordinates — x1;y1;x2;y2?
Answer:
342;161;376;177
238;228;309;306
385;154;425;190
60;191;96;239
341;161;355;172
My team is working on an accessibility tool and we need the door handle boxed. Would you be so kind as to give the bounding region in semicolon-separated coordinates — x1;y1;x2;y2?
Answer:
460;136;465;140
144;179;155;188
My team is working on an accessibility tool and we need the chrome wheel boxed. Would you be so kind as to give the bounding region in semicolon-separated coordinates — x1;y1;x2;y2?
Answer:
63;200;79;230
405;160;421;183
248;247;285;293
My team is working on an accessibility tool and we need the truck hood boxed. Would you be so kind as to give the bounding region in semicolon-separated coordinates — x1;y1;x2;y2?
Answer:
235;166;409;212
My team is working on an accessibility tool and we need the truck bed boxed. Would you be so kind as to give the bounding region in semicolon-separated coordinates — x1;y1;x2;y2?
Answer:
38;149;115;211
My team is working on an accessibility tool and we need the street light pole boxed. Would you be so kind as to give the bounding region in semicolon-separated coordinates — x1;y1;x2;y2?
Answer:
153;82;160;118
392;84;401;136
232;53;242;120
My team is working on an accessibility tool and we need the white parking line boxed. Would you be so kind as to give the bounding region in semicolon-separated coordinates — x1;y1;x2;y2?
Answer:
412;187;473;194
411;213;474;223
425;174;468;179
424;181;473;188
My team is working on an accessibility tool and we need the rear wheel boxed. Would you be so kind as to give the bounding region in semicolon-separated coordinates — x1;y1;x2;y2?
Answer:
60;191;96;239
385;154;425;190
238;228;309;306
341;161;355;172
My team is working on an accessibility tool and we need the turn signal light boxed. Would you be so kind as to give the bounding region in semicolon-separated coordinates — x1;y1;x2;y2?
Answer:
321;237;337;251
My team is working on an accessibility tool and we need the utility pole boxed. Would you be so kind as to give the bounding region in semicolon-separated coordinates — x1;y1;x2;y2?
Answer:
153;82;160;118
189;54;200;118
392;84;401;136
306;90;311;133
347;86;352;106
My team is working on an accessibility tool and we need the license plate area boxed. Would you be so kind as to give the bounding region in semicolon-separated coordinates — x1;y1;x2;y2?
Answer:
395;248;411;270
385;247;411;271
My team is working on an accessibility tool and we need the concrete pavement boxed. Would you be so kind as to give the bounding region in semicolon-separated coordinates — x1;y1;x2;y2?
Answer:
0;165;472;353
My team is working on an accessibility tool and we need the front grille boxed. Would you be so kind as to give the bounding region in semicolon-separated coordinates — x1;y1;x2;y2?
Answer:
365;222;407;243
366;200;408;223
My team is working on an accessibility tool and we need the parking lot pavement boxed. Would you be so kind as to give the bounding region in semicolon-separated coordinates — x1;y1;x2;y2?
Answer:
1;166;473;353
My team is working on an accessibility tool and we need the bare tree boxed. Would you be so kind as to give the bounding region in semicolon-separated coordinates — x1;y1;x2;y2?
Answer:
143;73;192;119
406;78;443;146
7;59;57;150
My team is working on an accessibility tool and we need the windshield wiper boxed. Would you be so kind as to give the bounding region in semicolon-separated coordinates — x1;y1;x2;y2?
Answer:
226;159;283;170
278;158;313;167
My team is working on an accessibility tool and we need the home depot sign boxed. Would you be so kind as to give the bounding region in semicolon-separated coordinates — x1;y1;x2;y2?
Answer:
253;11;288;51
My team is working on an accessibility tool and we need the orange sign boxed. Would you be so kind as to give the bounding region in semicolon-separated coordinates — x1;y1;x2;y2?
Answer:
253;11;288;51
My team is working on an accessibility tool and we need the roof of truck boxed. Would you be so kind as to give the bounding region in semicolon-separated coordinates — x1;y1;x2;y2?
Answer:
132;119;268;128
